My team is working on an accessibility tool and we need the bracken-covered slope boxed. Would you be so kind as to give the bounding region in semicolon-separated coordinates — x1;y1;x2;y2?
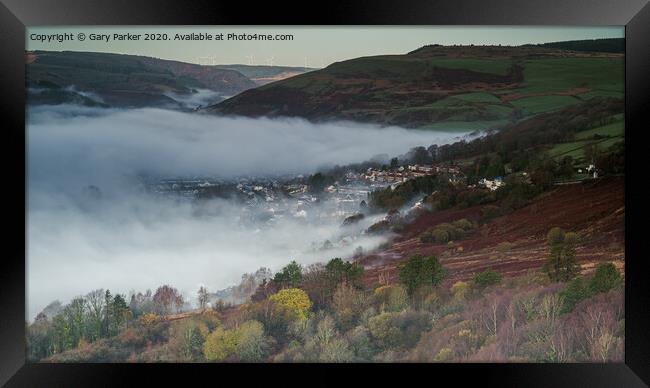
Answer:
206;42;623;130
359;176;624;287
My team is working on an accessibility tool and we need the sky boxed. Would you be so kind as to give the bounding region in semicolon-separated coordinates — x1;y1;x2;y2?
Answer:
26;26;623;68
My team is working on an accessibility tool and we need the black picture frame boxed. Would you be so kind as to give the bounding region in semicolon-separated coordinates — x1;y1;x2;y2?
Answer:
1;0;648;386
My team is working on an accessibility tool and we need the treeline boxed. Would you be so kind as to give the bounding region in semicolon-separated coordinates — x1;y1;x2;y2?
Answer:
526;38;624;54
27;284;188;361
28;290;130;361
33;252;624;362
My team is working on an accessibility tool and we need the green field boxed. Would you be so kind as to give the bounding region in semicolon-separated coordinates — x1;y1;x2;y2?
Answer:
577;90;625;100
574;120;624;140
510;95;581;115
548;122;624;162
452;92;502;103
517;57;623;94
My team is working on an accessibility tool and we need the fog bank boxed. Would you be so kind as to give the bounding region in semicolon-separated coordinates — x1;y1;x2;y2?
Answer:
27;105;471;319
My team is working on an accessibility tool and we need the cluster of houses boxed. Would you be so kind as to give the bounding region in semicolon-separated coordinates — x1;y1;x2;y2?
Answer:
360;164;438;183
478;177;505;191
356;163;469;187
577;164;599;179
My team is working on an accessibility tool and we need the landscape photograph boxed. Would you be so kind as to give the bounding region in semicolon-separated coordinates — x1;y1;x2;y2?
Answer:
25;26;625;363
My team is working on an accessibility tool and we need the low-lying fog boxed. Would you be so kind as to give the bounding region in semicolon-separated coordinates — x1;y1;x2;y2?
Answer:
27;105;471;320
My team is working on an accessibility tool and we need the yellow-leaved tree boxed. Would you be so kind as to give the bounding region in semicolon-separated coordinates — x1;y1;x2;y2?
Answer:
203;327;240;361
268;288;312;321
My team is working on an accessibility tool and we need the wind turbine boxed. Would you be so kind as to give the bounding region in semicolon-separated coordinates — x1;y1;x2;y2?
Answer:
266;56;275;66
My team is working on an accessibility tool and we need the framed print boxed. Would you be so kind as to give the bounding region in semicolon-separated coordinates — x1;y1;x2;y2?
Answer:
0;0;648;386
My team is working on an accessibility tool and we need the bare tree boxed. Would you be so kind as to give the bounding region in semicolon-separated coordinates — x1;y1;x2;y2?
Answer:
153;285;183;315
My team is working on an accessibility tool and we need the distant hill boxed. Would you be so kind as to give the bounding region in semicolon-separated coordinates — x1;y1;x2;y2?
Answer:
212;64;316;86
26;51;258;108
206;43;623;130
524;38;624;54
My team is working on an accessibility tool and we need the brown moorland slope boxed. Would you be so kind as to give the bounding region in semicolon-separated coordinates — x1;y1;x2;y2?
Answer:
359;176;624;287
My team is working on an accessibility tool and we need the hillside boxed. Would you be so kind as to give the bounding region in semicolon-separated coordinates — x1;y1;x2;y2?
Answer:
206;43;623;130
26;51;257;108
212;64;316;85
360;176;624;287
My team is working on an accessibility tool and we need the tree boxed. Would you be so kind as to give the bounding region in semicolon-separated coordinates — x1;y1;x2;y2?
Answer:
197;286;209;310
324;258;364;289
406;146;432;165
153;285;183;315
589;262;622;294
398;255;445;296
390;157;399;169
85;289;105;342
170;321;206;361
268;288;312;321
27;313;53;361
109;294;130;336
332;282;369;330
543;228;580;281
234;320;270;362
308;173;335;194
203;327;238;361
273;260;303;288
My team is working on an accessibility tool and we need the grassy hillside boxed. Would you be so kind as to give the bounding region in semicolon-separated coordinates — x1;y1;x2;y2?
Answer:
207;43;623;130
26;51;257;108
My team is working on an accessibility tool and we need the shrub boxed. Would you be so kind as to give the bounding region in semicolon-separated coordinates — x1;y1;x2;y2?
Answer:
451;281;469;301
269;288;312;321
432;228;450;243
497;241;515;252
434;347;454;361
452;218;474;231
138;313;159;327
373;285;409;312
589;263;622;294
420;220;471;244
203;320;271;362
480;205;502;223
472;269;502;289
560;277;590;313
368;310;433;350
